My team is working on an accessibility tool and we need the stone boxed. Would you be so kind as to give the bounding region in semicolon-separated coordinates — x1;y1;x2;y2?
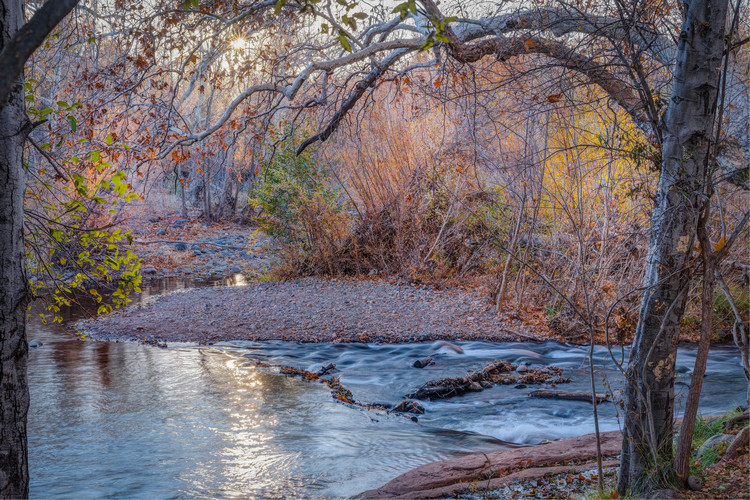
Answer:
142;267;157;275
28;339;43;348
156;228;167;236
174;242;188;251
514;384;527;389
480;380;493;389
687;475;702;491
175;218;189;224
467;382;483;392
413;356;434;368
516;364;529;373
230;266;242;274
697;433;735;459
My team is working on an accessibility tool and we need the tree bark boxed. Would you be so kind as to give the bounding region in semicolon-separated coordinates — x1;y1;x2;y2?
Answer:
617;0;729;494
0;0;30;496
673;221;716;484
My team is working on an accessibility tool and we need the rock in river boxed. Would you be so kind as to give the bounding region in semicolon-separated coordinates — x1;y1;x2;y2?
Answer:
413;356;434;368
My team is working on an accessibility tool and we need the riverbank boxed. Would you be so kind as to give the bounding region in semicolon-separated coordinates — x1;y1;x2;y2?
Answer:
359;425;749;499
79;277;555;344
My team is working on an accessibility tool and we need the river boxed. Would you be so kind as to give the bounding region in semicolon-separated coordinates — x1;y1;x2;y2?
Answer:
27;278;747;498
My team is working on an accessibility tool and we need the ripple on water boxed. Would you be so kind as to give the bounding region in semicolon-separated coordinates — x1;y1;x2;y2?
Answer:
28;317;746;498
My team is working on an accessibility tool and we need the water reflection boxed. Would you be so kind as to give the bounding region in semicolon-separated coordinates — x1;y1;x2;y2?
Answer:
26;277;748;499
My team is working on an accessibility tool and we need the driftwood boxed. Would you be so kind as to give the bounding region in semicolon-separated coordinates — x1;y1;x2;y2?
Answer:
405;361;568;400
529;390;609;404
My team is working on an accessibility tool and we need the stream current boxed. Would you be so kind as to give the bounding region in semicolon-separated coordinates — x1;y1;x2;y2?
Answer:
28;277;747;498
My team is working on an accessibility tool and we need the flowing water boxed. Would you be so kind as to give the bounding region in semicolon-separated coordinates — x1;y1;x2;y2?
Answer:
27;278;747;498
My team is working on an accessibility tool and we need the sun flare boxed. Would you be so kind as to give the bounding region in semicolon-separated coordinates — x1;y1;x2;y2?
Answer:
230;37;248;51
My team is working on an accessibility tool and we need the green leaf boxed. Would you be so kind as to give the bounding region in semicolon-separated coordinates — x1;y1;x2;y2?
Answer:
274;0;286;14
39;107;53;116
321;23;329;34
57;101;69;108
352;12;368;20
338;30;352;52
67;115;77;132
106;134;114;146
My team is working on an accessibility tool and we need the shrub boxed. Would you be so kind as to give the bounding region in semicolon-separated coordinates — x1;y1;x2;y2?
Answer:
250;139;351;275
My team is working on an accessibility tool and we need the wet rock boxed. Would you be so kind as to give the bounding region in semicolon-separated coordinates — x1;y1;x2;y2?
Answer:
516;365;529;373
174;243;188;251
28;339;43;348
480;380;493;389
687;475;702;491
175;218;189;224
514;384;527;389
697;433;735;459
467;382;483;392
193;249;202;256
434;340;464;354
156;228;167;236
391;400;425;414
413;356;434;368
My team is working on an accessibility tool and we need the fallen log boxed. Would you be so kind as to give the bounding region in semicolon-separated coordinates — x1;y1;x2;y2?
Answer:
529;390;609;404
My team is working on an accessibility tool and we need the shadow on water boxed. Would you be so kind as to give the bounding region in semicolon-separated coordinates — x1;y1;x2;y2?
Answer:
27;276;748;499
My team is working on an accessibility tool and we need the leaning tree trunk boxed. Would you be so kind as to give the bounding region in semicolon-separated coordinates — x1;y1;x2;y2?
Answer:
617;0;729;495
0;1;30;497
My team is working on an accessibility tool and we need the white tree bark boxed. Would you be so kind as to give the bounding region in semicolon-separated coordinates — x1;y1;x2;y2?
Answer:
0;1;30;496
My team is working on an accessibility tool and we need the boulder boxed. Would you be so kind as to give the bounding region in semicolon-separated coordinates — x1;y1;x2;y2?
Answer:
413;356;434;368
697;433;735;459
687;475;702;491
467;382;483;392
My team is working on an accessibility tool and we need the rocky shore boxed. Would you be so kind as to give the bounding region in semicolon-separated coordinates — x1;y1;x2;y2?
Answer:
79;277;553;344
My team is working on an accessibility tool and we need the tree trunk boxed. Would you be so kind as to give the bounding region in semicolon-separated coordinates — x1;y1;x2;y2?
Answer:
673;225;716;484
617;0;729;494
0;0;30;497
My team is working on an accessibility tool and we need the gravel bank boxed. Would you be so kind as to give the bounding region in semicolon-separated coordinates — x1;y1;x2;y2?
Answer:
79;277;551;344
